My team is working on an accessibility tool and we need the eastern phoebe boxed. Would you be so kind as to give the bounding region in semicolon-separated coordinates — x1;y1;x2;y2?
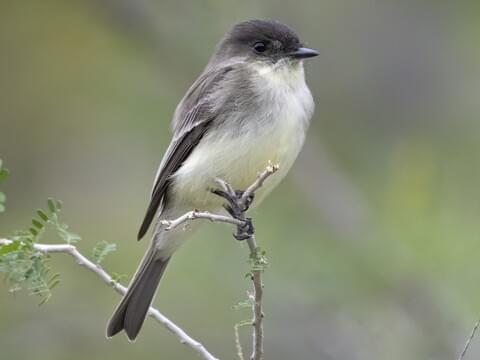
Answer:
107;19;318;340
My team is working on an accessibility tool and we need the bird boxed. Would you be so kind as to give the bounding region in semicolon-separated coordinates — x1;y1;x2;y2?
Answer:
106;19;318;341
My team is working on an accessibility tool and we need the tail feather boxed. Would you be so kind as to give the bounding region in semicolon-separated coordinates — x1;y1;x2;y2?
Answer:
106;251;170;341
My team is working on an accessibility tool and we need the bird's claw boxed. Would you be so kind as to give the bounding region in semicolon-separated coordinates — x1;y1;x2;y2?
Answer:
238;191;255;212
233;218;254;241
211;188;255;211
211;188;255;241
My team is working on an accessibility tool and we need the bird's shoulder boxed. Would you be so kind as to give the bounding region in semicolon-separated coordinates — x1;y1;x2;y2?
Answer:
171;60;252;136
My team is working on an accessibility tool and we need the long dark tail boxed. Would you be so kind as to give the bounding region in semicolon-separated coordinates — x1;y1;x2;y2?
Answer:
106;249;170;341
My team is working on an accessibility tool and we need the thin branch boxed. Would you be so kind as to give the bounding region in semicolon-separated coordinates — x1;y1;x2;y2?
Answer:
246;235;264;360
0;238;219;360
234;322;246;360
241;162;279;205
161;210;244;231
458;318;480;360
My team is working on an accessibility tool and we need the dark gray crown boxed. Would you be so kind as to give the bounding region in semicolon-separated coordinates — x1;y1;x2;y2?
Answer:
227;20;301;50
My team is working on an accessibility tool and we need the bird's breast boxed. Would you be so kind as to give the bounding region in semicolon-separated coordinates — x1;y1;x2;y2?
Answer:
171;64;314;210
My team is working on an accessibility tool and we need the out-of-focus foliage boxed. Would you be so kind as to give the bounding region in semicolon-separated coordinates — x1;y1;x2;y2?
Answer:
0;192;117;306
91;241;117;266
1;0;480;359
0;197;70;304
0;235;60;306
0;160;9;212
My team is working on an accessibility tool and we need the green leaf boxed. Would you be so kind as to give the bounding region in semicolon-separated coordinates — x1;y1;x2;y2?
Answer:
47;273;61;290
0;196;83;305
0;240;20;255
32;219;44;229
9;230;34;244
37;209;49;221
28;256;55;305
110;272;127;284
47;198;56;212
0;169;9;182
37;297;50;306
0;192;6;213
57;227;81;244
91;241;117;265
47;198;63;213
232;299;254;310
249;247;268;273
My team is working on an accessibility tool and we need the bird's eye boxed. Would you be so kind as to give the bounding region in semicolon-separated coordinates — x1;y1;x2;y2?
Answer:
252;41;267;53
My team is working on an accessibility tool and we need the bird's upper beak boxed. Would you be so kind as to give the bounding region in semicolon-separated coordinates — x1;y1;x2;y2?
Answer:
290;47;319;59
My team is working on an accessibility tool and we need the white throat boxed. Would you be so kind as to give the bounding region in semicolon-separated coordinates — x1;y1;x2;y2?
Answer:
251;59;307;89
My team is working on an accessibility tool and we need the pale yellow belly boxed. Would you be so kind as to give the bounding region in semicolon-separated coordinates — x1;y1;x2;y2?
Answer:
170;121;305;210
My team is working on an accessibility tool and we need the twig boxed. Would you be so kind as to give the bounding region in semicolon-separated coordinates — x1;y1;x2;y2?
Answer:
246;235;264;360
458;319;480;360
234;322;246;360
241;162;279;205
161;210;245;230
0;238;219;360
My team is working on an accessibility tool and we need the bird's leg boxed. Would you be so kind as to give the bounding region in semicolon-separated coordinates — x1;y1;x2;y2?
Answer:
238;190;255;212
211;187;255;241
211;189;245;219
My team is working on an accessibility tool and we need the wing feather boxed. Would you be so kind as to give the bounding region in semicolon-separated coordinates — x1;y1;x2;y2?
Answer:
137;65;234;240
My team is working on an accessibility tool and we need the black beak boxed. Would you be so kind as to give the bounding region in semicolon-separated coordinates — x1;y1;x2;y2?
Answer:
290;47;319;59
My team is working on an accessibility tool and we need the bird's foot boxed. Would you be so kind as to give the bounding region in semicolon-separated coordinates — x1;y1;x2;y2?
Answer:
211;186;255;241
239;191;255;212
233;217;254;241
211;188;254;217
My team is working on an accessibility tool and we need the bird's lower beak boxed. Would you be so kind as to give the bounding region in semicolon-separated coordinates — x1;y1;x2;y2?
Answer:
290;47;319;59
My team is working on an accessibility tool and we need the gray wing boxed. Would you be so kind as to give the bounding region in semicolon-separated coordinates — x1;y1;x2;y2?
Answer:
137;65;234;240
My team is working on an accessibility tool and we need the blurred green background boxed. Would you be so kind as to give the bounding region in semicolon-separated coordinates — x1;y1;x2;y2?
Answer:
1;0;480;359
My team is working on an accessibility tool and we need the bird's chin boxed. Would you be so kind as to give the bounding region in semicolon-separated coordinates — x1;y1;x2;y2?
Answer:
275;57;304;73
256;57;302;70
